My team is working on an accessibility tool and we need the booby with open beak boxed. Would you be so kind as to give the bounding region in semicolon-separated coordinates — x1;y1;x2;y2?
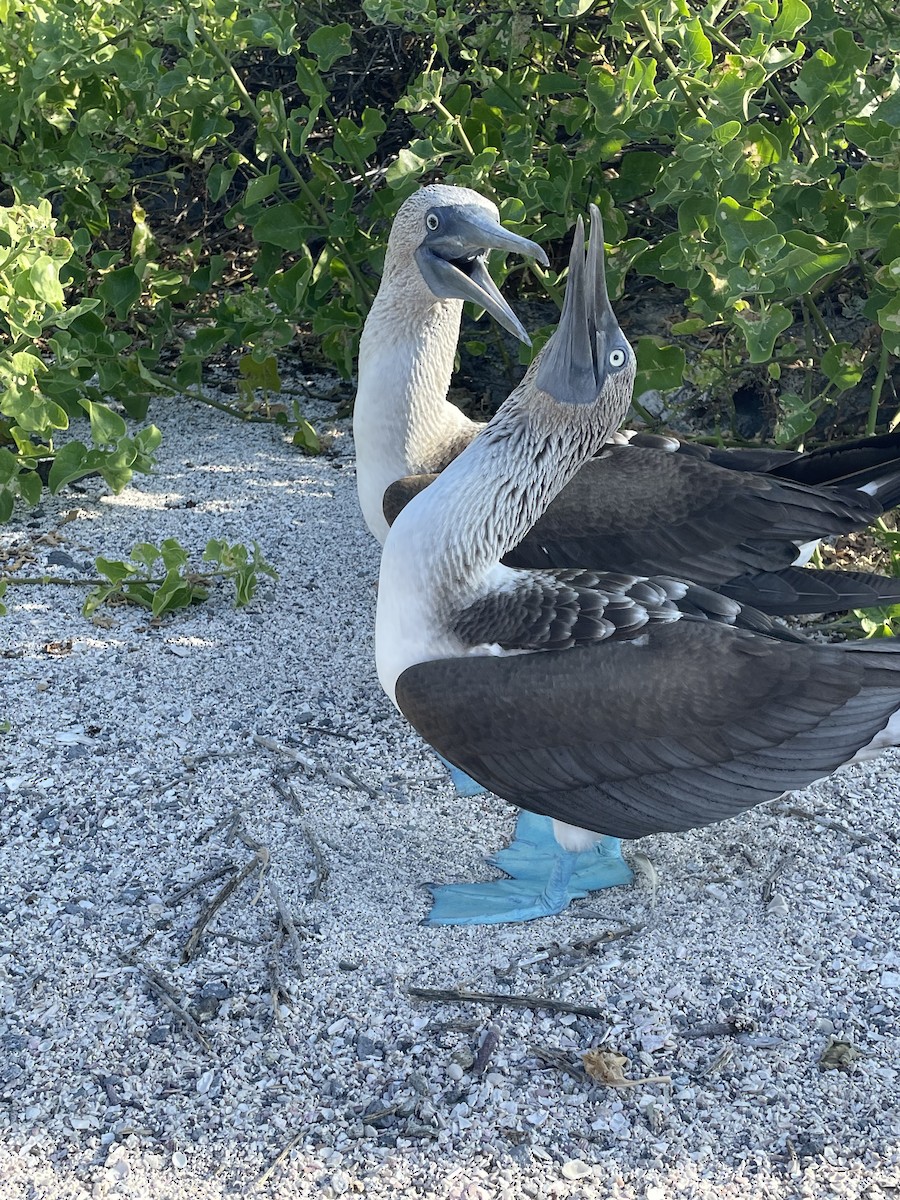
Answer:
356;189;900;622
375;210;900;925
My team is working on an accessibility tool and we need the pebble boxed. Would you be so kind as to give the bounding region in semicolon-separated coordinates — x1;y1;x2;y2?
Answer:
561;1159;591;1180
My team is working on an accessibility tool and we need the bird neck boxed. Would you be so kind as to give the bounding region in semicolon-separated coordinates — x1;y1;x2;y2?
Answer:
389;374;616;596
354;281;479;542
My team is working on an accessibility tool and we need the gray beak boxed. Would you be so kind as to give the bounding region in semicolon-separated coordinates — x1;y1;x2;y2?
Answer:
535;205;631;406
415;204;548;345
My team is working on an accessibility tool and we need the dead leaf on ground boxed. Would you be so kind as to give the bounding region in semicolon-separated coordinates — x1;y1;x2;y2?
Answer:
42;639;73;657
819;1037;860;1071
583;1047;671;1088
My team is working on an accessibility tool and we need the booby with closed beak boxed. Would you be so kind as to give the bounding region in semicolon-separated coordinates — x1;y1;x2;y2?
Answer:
375;210;900;925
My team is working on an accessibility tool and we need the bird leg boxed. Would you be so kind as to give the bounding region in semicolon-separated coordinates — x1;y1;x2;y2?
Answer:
436;752;485;797
489;810;633;892
423;844;586;925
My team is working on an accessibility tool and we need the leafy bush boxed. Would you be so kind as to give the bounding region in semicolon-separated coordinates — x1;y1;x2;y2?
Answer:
0;0;897;529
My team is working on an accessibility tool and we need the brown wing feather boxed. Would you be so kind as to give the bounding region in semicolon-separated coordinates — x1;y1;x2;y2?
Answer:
395;623;900;840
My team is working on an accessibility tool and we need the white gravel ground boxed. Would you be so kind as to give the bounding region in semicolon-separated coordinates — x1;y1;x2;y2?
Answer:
1;393;899;1200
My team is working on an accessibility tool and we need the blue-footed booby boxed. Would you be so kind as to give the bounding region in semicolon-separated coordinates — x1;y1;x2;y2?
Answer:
375;209;900;926
355;187;900;619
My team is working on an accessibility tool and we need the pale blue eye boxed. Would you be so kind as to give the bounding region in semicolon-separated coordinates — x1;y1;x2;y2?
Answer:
609;349;626;368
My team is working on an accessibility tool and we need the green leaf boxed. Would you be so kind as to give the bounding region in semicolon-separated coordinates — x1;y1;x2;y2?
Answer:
770;232;849;295
97;266;142;320
772;0;811;39
774;392;817;445
17;471;41;506
292;418;321;454
28;257;65;307
150;570;198;617
878;294;900;336
634;339;686;394
820;342;864;391
253;203;307;250
307;24;353;70
676;18;713;68
80;399;128;446
244;170;282;207
716;199;780;263
385;147;431;188
95;557;138;585
47;442;91;493
734;303;793;362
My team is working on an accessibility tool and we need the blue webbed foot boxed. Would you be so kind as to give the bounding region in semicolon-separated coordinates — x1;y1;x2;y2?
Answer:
424;850;582;926
489;811;633;892
436;753;484;797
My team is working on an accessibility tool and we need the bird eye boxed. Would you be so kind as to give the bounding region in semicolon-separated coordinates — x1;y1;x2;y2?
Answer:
609;348;626;369
425;212;440;231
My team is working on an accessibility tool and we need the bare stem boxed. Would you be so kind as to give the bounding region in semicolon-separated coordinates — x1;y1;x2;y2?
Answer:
867;341;890;436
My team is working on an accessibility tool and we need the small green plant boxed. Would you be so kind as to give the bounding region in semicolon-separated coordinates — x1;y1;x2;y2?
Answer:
855;520;900;637
84;538;278;618
0;538;276;619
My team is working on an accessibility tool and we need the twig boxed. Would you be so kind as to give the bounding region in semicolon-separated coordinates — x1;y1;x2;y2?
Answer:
166;863;237;906
254;1129;306;1189
266;876;306;964
268;930;293;1029
529;1045;588;1081
302;725;356;741
340;765;381;798
680;1017;755;1041
770;801;877;845
301;825;330;901
500;923;643;975
761;853;794;905
408;985;607;1019
118;951;214;1056
182;851;265;962
699;1045;735;1076
252;733;317;771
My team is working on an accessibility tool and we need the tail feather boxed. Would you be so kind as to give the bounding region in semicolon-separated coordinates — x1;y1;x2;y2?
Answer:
720;567;900;616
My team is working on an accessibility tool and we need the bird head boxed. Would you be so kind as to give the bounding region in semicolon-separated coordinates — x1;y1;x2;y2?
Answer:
385;184;548;344
535;206;635;416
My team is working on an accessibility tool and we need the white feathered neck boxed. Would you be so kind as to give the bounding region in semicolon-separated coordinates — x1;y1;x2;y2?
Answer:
353;274;481;544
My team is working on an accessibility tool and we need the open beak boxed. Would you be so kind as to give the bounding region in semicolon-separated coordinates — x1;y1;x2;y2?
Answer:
415;205;548;345
535;205;632;406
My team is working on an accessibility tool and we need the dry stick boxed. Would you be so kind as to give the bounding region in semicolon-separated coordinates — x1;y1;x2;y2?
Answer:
761;852;795;906
770;801;878;845
118;951;214;1056
182;852;265;963
166;862;237;906
254;1129;307;1190
266;875;306;965
301;824;330;901
340;765;381;798
529;1045;588;1082
268;930;293;1030
502;923;643;976
253;733;317;772
408;986;608;1020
